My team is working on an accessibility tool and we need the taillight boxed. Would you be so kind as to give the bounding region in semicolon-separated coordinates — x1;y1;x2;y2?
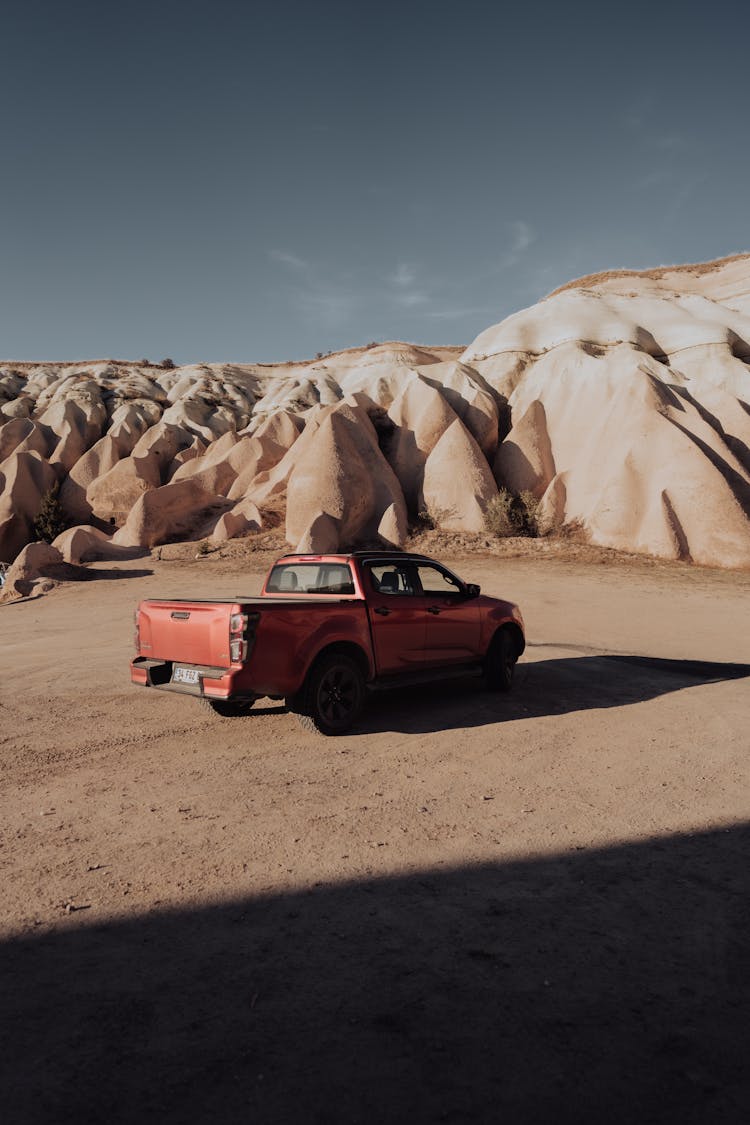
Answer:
229;611;248;663
228;610;259;664
134;607;141;653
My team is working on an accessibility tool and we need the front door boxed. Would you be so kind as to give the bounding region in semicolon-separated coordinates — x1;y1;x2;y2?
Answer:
413;562;481;666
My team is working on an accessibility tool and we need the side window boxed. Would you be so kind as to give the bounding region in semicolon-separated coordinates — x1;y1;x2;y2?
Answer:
368;564;414;596
415;564;462;597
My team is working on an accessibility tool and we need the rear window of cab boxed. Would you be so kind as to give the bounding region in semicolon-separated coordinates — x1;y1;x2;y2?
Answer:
265;562;355;595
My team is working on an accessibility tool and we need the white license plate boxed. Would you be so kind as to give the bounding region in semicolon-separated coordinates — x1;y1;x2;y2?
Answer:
173;666;200;685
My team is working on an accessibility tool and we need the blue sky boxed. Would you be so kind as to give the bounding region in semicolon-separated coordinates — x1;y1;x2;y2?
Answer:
1;0;749;362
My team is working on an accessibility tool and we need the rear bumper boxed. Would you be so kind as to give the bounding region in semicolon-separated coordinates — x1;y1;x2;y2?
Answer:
130;656;239;699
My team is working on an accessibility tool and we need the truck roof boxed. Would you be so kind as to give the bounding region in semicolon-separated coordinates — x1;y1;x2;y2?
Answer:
274;550;439;564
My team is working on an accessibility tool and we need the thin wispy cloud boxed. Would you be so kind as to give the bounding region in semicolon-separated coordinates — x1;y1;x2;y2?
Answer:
425;305;491;321
268;248;363;327
298;289;361;325
492;219;536;272
394;289;430;308
267;236;537;338
621;100;691;176
269;249;310;271
387;260;432;311
510;220;534;255
389;262;417;288
633;169;673;191
651;134;688;153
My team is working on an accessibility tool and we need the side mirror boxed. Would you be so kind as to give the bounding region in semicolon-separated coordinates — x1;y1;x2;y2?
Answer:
465;583;481;599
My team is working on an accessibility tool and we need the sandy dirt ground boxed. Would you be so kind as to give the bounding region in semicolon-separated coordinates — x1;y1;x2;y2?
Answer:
1;545;749;1123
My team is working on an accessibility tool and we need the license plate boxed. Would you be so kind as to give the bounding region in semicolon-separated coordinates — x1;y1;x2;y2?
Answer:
173;666;200;685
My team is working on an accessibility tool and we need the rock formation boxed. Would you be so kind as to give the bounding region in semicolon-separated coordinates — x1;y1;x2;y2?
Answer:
210;498;262;544
463;256;750;566
0;452;59;561
0;542;68;599
112;479;228;549
285;399;408;552
0;254;748;567
52;525;146;564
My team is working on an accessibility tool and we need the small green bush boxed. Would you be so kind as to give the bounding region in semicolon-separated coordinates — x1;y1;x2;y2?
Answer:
33;482;68;543
160;357;176;369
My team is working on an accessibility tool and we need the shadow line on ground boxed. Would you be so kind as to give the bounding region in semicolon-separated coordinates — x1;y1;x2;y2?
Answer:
2;824;748;1124
346;653;750;735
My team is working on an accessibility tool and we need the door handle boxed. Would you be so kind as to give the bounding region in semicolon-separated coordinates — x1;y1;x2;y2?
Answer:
427;606;441;615
374;606;391;616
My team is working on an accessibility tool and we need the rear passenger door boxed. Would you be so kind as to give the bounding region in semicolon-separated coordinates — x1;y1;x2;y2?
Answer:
364;562;426;674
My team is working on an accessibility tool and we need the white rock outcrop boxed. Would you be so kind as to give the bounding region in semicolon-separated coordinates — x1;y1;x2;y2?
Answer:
0;254;748;567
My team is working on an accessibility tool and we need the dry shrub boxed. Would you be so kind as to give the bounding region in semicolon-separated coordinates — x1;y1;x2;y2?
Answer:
416;504;455;531
485;488;540;538
518;490;541;536
484;491;514;536
33;482;68;544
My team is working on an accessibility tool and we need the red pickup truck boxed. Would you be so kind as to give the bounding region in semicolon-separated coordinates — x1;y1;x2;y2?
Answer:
131;551;525;735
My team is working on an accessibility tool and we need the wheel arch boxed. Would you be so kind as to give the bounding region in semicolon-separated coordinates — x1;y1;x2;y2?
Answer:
489;622;525;659
307;640;372;683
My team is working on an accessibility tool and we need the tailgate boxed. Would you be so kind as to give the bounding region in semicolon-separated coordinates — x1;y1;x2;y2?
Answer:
138;600;234;669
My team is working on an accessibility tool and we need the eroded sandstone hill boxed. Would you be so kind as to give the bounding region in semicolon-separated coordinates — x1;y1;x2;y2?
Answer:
1;254;749;569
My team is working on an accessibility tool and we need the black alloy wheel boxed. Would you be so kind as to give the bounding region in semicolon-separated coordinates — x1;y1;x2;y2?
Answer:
297;653;365;735
485;629;516;692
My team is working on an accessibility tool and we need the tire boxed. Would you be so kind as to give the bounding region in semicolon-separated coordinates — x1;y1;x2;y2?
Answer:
294;653;365;736
199;696;257;717
484;629;516;692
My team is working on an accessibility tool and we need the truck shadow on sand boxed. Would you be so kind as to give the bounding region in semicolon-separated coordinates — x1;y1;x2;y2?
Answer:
352;653;750;735
2;824;748;1124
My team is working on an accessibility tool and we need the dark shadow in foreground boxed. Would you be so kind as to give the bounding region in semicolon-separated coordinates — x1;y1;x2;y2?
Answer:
351;653;750;735
2;826;749;1124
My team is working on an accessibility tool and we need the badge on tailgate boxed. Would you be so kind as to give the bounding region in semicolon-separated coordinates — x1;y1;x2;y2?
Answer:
172;665;200;685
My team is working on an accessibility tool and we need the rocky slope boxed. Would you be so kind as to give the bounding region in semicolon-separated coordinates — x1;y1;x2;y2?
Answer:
1;255;749;572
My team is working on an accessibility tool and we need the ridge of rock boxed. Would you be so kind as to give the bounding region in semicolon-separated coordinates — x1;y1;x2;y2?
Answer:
1;256;749;568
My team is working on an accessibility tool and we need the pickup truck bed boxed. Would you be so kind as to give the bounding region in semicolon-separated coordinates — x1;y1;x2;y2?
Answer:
134;594;372;699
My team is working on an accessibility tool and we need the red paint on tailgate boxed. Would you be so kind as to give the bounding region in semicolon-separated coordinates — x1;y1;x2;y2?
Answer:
138;600;236;669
